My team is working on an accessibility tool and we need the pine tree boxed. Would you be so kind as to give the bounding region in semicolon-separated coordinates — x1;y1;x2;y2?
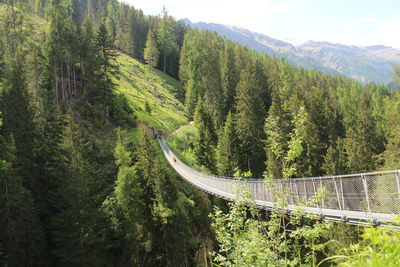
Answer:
322;139;348;175
157;7;177;73
106;0;118;39
0;134;45;266
180;31;224;126
135;124;177;265
235;61;266;176
96;23;117;119
294;108;325;177
344;94;381;173
107;128;144;265
130;8;150;61
51;112;103;266
264;94;291;178
181;31;205;118
0;51;43;208
143;29;159;71
220;44;238;115
216;112;239;176
381;99;400;169
114;6;133;56
46;0;80;107
344;128;374;173
202;32;224;129
81;18;98;103
281;106;308;178
194;99;216;172
178;30;194;86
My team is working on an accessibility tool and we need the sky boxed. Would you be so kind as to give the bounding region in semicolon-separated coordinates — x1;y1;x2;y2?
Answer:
123;0;400;48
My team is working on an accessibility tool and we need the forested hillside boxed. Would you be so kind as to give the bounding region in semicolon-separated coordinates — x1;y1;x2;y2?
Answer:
177;29;400;178
0;1;210;266
183;19;400;85
1;0;400;266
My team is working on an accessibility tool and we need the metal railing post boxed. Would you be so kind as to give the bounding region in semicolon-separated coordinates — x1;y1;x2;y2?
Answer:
340;177;345;210
312;178;319;209
319;178;325;208
295;180;300;204
362;174;372;218
289;180;294;205
303;178;307;201
333;177;343;215
279;182;285;205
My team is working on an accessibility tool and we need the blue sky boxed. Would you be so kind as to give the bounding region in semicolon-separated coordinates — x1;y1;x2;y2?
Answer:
123;0;400;48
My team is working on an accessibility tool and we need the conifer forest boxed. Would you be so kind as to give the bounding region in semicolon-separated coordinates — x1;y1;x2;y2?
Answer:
1;0;400;266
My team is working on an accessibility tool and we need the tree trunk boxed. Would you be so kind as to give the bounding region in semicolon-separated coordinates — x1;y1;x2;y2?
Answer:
164;54;166;73
68;64;72;105
73;64;77;96
54;64;59;107
61;64;65;102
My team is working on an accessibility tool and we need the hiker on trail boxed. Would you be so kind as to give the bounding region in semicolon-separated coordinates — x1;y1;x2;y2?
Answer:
173;157;177;163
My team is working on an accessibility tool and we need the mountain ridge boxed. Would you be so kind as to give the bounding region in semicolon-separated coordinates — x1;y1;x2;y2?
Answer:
182;19;400;85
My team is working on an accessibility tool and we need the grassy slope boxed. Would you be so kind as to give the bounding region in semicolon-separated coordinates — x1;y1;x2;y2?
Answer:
113;53;201;169
114;53;187;135
1;4;188;140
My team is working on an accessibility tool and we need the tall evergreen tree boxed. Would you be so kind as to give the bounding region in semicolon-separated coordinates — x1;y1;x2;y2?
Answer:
80;18;98;103
105;0;118;39
293;106;325;177
0;52;36;189
322;139;348;175
157;7;177;73
0;96;45;266
135;124;179;265
143;29;159;71
381;98;400;169
0;138;45;267
264;93;291;179
51;112;103;266
46;0;79;107
344;94;381;173
193;99;216;172
235;61;266;176
96;23;117;119
181;31;204;118
105;129;144;266
344;127;375;173
202;32;224;129
220;44;238;115
216;112;239;176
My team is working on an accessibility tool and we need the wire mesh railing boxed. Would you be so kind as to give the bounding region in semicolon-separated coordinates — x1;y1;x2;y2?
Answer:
158;138;400;227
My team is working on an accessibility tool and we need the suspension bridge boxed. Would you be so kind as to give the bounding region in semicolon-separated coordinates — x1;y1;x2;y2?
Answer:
158;138;400;228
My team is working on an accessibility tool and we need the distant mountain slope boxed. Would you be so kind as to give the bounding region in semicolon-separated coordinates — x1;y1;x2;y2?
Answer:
183;19;400;84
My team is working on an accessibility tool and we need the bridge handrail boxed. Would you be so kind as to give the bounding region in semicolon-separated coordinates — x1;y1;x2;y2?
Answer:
158;138;400;228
